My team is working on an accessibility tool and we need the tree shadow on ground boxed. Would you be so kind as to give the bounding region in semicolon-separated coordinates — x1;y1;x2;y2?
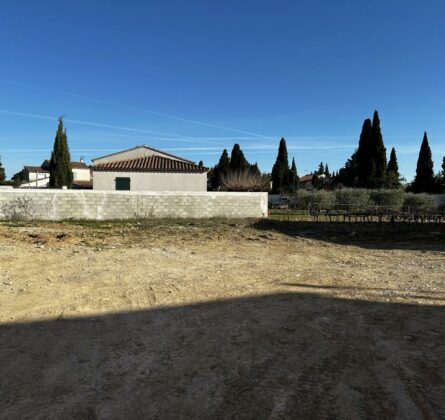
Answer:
1;293;445;419
253;219;445;252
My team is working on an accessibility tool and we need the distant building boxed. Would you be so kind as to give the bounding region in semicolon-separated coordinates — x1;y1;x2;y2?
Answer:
91;145;208;191
299;174;315;191
20;159;92;189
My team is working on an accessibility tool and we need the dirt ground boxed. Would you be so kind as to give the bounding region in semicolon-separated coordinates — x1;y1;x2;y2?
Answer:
1;219;444;419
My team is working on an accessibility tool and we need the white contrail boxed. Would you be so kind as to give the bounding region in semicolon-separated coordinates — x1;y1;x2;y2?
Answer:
0;79;270;138
0;109;198;139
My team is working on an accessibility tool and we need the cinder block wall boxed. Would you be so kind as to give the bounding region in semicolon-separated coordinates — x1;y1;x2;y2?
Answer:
0;190;268;220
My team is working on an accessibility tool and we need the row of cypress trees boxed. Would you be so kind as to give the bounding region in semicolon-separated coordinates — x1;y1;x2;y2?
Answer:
337;111;442;193
209;144;261;190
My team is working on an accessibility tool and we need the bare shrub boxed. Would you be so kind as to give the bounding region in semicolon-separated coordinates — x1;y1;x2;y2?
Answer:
1;196;34;220
220;171;267;192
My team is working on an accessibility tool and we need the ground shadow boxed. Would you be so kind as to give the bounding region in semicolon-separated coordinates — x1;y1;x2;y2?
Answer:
1;293;445;419
253;219;445;252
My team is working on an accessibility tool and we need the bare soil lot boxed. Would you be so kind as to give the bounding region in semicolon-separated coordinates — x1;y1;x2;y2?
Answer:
1;219;444;419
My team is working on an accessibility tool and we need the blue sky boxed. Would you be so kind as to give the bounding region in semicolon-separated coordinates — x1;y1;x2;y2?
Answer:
1;0;444;181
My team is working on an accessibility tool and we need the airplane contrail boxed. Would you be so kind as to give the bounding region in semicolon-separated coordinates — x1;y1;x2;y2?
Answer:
0;109;202;139
0;79;270;138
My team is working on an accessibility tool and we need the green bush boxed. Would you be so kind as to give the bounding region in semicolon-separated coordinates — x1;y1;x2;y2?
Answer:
295;190;335;210
334;188;371;209
369;189;404;208
291;189;437;211
402;193;436;209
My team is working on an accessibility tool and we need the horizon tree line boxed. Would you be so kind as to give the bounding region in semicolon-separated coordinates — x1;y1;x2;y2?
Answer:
2;112;444;193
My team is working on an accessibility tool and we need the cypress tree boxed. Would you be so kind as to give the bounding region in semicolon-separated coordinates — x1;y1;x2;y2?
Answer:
371;111;387;188
229;144;249;173
49;117;73;188
324;163;330;178
412;132;436;193
386;147;401;189
317;162;325;175
210;149;230;189
336;150;359;187
441;156;445;178
0;156;5;184
249;162;261;177
271;138;290;193
356;119;374;187
218;149;230;176
289;158;298;193
198;160;204;167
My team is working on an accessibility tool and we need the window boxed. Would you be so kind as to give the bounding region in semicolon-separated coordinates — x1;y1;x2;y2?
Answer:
115;177;131;191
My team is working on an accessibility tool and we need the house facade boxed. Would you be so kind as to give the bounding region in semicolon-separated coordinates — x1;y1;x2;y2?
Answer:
91;145;208;191
20;160;92;188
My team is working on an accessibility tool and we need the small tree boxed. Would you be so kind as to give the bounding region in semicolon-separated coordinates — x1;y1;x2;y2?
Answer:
289;158;298;193
11;169;26;187
271;138;290;193
0;157;5;184
386;147;401;189
49;117;73;188
412;132;436;193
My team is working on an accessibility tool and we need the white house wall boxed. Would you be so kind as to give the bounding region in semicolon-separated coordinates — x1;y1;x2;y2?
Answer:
72;168;91;181
93;171;207;192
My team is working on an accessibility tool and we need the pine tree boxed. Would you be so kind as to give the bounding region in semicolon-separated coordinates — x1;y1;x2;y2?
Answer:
441;156;445;178
49;117;73;188
229;144;249;173
356;118;374;187
317;162;325;175
198;160;204;167
371;111;387;188
288;158;298;193
412;132;436;193
271;138;290;193
386;147;401;189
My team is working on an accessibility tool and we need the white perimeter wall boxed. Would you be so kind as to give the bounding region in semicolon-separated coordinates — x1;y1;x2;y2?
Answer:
0;190;268;220
93;171;207;192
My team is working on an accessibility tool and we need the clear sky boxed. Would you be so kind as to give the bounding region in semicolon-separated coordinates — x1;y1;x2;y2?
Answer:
1;0;444;181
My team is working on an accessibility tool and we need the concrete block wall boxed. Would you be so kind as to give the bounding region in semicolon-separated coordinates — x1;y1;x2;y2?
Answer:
0;190;268;220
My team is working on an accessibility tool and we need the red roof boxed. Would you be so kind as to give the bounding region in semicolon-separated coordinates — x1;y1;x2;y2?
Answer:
299;174;314;183
71;161;89;169
24;166;49;173
91;155;208;173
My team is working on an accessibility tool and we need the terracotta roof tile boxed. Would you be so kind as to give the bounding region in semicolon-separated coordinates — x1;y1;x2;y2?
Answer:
91;155;208;173
71;161;89;169
299;174;314;183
